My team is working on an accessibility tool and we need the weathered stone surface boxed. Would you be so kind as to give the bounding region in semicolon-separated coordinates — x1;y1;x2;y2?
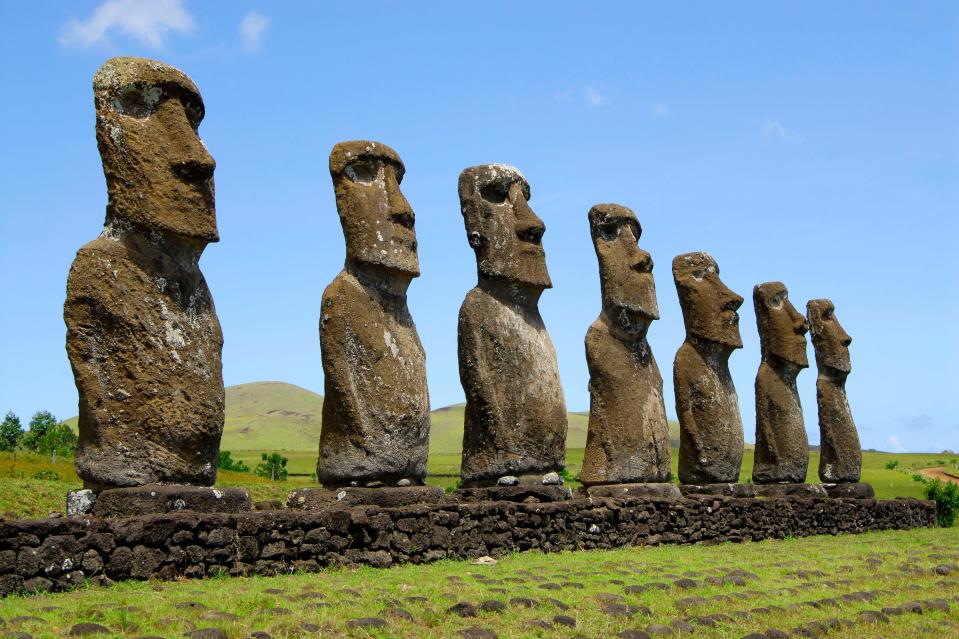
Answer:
288;486;445;510
581;204;671;486
584;483;681;500
679;484;757;498
91;485;250;517
672;253;745;484
808;299;861;483
823;482;874;499
65;57;224;490
451;486;573;503
751;483;826;498
752;282;809;484
457;165;567;486
317;141;430;488
66;490;96;517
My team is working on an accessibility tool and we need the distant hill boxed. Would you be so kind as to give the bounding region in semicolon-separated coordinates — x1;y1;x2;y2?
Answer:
66;381;680;452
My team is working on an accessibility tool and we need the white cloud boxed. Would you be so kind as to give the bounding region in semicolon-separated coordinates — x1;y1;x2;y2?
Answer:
59;0;193;49
584;86;608;107
761;117;791;140
887;434;906;453
650;103;670;118
239;11;269;51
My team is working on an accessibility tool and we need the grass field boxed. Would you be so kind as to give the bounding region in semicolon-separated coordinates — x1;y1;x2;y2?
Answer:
1;449;951;520
0;527;955;638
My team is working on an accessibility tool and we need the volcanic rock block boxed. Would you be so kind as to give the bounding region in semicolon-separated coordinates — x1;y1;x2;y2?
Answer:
751;483;827;498
91;484;250;517
808;299;862;483
451;485;573;503
288;486;446;510
679;483;757;498
64;57;224;490
752;282;809;484
672;252;745;484
580;204;671;486
583;483;682;500
822;483;874;498
457;164;568;487
317;141;431;489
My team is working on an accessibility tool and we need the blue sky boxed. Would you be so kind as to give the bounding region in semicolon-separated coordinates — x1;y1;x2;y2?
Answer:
1;2;956;453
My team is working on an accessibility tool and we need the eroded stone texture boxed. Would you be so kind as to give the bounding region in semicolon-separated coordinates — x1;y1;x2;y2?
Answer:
457;165;568;486
808;299;861;483
752;282;809;484
65;57;224;490
317;141;430;488
672;252;745;484
580;204;670;486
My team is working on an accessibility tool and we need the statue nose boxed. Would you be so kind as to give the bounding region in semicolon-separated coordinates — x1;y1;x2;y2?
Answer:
633;250;653;273
173;157;215;182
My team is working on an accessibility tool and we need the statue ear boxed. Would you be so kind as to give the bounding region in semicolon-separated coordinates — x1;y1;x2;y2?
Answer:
467;231;485;249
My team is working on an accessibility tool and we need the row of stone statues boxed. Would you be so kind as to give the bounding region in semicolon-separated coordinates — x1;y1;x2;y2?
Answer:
65;58;862;509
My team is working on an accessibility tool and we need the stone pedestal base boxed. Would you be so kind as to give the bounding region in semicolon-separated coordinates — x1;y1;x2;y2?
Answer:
680;483;757;497
752;483;828;498
288;486;447;510
822;482;875;499
451;485;573;503
85;485;251;518
581;483;682;500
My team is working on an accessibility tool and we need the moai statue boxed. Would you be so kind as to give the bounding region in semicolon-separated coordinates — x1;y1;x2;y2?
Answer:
672;252;745;487
580;204;674;497
316;140;433;497
808;299;862;484
456;164;569;495
752;282;810;485
64;58;231;504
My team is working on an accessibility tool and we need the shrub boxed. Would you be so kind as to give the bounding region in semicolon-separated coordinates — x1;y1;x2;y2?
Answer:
22;412;76;461
32;470;61;481
884;460;899;470
217;450;250;473
255;452;288;481
924;479;959;527
0;412;23;452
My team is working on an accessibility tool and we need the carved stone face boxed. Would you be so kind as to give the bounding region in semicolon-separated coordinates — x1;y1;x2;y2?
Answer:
754;282;809;368
672;252;743;348
329;140;419;277
589;204;658;331
458;164;551;289
94;57;217;242
807;298;851;373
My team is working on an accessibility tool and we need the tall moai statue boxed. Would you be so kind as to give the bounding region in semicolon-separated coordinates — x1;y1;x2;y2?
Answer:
752;282;809;484
317;141;431;490
672;253;745;485
807;299;862;483
65;58;226;493
580;205;672;490
457;165;568;489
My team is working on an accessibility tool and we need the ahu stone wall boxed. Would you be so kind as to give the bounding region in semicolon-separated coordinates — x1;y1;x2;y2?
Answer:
0;496;935;596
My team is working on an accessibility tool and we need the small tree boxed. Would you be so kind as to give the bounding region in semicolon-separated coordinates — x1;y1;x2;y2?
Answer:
22;412;76;462
218;450;250;473
255;452;288;481
0;411;23;452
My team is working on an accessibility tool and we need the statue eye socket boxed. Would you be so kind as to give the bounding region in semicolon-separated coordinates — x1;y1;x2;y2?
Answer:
823;309;833;320
345;159;379;184
598;222;619;241
112;84;164;119
480;182;509;204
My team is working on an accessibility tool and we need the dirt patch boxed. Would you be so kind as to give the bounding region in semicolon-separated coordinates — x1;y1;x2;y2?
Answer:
918;467;959;484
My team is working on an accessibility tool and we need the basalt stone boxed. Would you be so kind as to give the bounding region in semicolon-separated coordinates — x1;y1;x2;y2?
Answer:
66;490;96;516
751;484;826;498
317;141;430;489
672;253;745;484
65;57;224;490
581;205;671;486
822;482;874;499
457;165;568;486
287;486;445;510
808;299;861;483
752;282;809;484
678;483;757;497
584;483;681;500
91;484;250;517
451;485;573;503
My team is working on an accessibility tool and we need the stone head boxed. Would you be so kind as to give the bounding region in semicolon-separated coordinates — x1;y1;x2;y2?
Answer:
94;57;217;242
672;252;743;349
588;204;659;332
458;164;551;289
753;282;809;368
807;299;851;373
329;140;419;278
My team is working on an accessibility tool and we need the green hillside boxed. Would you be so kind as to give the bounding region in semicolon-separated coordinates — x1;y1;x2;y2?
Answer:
67;381;680;453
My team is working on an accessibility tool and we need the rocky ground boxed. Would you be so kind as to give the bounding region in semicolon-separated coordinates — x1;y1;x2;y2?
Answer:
0;527;956;639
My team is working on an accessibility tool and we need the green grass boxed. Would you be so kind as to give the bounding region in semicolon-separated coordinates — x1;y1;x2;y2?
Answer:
1;527;955;638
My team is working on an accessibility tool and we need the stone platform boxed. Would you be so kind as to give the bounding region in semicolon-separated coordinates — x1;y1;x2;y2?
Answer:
287;486;446;510
1;494;935;597
70;485;252;518
450;485;573;503
823;482;875;499
581;483;682;500
680;483;871;498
